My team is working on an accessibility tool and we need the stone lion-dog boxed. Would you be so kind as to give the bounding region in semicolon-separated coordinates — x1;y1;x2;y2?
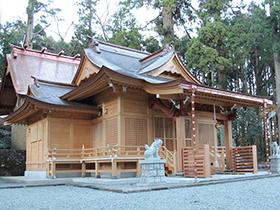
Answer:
144;138;163;159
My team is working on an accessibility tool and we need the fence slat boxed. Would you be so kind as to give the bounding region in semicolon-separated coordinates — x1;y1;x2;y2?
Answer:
232;145;258;174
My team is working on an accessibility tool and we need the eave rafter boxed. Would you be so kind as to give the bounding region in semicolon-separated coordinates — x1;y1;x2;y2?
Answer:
180;83;273;108
5;96;100;125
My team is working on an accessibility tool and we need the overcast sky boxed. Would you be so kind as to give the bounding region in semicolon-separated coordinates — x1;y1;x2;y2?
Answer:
0;0;263;42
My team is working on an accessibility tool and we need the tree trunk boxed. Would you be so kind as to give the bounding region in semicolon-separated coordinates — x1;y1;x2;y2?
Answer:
25;0;36;48
270;0;280;141
162;5;175;45
274;52;280;142
217;71;227;90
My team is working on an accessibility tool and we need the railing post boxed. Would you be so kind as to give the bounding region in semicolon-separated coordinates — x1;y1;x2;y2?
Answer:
252;145;258;174
51;148;56;179
221;147;225;172
137;146;141;156
81;145;86;177
232;147;236;172
173;150;177;174
111;159;117;179
203;144;211;177
81;144;85;159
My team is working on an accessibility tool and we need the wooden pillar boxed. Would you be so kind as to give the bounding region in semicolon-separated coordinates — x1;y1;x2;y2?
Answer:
95;161;100;178
81;162;86;177
191;88;197;179
224;120;233;170
175;116;185;173
263;100;270;172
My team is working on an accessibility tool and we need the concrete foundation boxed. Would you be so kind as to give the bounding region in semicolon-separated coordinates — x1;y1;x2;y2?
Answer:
270;157;280;174
24;171;47;179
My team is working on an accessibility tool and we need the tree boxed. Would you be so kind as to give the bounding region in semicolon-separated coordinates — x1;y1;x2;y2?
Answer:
24;0;61;48
269;0;280;142
120;0;197;45
185;0;233;88
0;20;27;77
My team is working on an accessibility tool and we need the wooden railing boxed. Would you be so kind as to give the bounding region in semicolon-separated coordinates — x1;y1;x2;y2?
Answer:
232;145;258;174
47;145;148;178
159;146;176;174
48;145;145;161
183;145;211;178
210;146;226;173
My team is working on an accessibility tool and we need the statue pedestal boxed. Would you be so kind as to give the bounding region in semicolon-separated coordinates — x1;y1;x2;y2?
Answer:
139;159;166;184
270;156;280;174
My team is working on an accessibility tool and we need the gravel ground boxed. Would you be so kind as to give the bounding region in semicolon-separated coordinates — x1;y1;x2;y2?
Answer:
0;177;279;210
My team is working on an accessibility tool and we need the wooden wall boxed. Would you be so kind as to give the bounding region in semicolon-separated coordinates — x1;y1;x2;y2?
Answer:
121;90;150;146
26;118;48;171
26;117;92;171
92;89;151;147
48;118;92;149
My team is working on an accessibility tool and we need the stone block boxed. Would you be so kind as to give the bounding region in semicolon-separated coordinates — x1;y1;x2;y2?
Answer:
270;157;280;174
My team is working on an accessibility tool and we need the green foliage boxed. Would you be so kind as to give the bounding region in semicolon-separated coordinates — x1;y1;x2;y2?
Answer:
142;36;161;52
0;125;11;149
232;108;264;160
71;0;97;52
109;30;143;50
107;6;143;49
185;21;231;87
120;0;196;45
0;20;27;78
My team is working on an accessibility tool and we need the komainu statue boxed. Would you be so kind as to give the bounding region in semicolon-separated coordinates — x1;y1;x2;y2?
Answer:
144;139;163;159
271;142;280;157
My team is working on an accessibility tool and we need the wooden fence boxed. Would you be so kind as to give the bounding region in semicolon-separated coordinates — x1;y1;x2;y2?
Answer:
183;145;258;177
183;145;211;178
232;145;258;174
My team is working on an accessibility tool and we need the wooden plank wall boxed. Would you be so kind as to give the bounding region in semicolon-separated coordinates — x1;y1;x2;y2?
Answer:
48;118;92;149
121;90;150;146
92;91;119;147
26;118;48;171
92;89;151;147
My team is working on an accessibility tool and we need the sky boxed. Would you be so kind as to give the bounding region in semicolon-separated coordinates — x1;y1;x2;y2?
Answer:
0;0;264;42
0;0;159;41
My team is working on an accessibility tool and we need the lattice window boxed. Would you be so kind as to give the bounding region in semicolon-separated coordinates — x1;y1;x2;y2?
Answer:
125;118;147;146
106;118;118;145
154;117;176;151
198;123;215;145
185;119;192;146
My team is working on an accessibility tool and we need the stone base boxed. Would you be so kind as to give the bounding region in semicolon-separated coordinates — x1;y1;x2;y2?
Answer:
270;157;280;174
139;159;166;184
24;171;48;179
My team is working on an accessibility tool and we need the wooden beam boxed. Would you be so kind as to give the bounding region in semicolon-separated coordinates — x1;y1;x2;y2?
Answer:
175;116;185;173
190;87;197;179
224;120;233;170
263;101;270;172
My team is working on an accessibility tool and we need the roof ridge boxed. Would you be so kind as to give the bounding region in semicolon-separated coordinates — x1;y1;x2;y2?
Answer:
96;40;150;55
139;48;164;63
139;46;174;63
33;77;76;88
10;44;81;61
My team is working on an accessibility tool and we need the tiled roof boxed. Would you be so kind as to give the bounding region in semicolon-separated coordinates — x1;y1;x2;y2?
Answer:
84;40;175;84
6;46;80;95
